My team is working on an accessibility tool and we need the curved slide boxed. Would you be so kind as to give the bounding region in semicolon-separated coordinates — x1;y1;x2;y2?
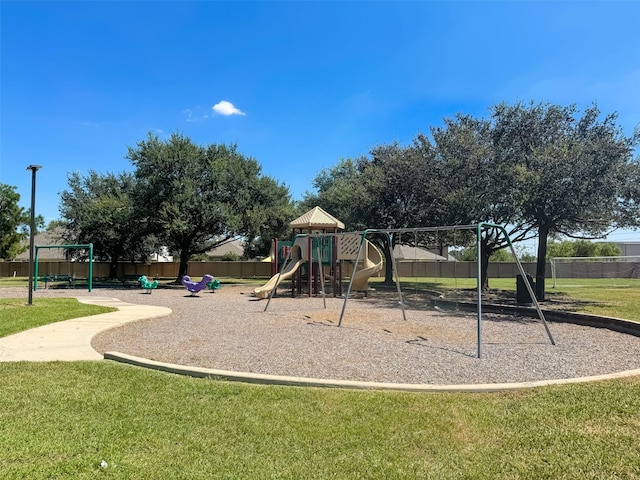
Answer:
254;238;307;299
350;240;384;291
254;257;305;299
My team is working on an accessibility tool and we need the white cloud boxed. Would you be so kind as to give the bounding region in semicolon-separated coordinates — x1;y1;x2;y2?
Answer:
212;100;245;116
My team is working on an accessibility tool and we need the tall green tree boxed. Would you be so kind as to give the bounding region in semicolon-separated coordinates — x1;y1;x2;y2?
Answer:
302;142;448;283
367;140;452;282
0;183;29;260
59;171;154;279
492;101;640;299
431;115;538;289
302;141;446;230
128;133;293;282
241;175;296;259
301;156;376;231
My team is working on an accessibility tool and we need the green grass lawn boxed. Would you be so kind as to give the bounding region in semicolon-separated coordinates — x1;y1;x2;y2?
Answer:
0;362;638;479
1;275;640;478
549;279;640;321
0;298;116;338
368;277;640;322
0;277;30;287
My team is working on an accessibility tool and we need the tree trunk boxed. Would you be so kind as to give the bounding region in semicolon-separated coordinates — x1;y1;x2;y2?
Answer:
381;235;395;285
109;257;119;280
480;248;491;291
535;225;549;301
175;249;190;284
478;235;493;291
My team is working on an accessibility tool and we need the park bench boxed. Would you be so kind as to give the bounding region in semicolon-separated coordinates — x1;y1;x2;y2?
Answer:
39;275;74;288
120;274;141;287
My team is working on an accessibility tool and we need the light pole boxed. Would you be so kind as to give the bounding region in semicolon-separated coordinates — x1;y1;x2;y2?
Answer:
26;165;42;306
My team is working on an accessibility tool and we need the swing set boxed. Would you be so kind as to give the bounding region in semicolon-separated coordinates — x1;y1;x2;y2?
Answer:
33;243;94;292
263;223;554;358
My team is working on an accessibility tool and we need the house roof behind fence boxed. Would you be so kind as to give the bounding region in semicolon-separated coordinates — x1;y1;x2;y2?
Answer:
206;238;245;258
393;244;449;261
14;228;67;261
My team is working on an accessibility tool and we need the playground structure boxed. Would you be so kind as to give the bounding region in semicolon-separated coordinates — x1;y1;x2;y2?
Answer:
206;278;222;291
254;236;308;299
138;275;159;293
182;274;214;295
260;220;555;359
256;206;384;300
33;243;94;292
254;233;385;299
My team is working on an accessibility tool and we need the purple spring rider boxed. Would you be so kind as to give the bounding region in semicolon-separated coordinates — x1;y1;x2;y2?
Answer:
182;274;214;295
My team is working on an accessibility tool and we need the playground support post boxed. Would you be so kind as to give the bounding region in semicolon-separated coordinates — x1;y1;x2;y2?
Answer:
316;244;327;309
387;232;406;321
475;223;556;358
88;243;93;292
338;231;367;327
26;164;42;306
476;224;483;358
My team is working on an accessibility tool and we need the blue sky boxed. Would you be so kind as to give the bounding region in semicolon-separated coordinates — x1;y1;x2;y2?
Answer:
1;1;639;245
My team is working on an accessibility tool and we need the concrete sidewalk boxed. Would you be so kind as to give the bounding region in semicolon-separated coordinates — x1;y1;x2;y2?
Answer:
0;297;171;362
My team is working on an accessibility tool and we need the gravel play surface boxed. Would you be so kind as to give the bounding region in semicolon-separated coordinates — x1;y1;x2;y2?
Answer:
4;285;640;385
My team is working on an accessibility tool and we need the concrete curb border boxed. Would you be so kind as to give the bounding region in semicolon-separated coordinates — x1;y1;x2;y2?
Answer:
104;351;640;393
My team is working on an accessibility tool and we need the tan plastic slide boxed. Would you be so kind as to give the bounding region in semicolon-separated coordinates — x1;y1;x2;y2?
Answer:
350;240;384;291
254;238;308;299
254;257;305;299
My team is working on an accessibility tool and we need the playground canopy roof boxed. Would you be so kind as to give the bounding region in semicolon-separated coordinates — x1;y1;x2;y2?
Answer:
289;206;345;231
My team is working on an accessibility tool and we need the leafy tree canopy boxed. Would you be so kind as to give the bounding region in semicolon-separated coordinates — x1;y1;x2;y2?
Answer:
304;101;639;295
59;171;156;279
128;132;294;282
0;183;29;260
491;101;640;298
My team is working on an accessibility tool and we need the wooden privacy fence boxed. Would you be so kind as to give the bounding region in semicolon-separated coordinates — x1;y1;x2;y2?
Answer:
1;260;547;279
393;261;541;278
7;259;640;280
0;261;272;279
